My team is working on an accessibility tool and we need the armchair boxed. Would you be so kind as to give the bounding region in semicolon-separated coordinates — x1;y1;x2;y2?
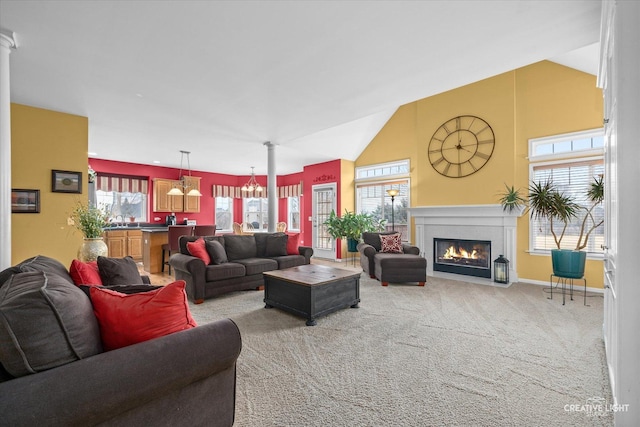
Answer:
357;232;426;286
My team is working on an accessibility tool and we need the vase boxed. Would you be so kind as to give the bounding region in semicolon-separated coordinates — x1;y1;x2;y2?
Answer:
78;238;109;262
551;249;586;279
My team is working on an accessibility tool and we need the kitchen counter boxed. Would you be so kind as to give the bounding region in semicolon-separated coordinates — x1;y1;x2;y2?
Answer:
141;229;169;274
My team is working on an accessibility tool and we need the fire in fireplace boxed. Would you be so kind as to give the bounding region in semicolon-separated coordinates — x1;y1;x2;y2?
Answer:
433;238;491;278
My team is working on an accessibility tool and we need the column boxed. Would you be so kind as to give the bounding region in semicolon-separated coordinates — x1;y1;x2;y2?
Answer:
264;141;277;232
0;29;17;269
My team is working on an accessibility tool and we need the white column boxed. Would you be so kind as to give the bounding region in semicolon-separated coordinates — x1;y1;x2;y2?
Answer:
264;141;277;232
0;30;17;269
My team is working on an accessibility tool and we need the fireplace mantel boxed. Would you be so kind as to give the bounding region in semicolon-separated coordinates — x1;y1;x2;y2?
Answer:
409;204;523;285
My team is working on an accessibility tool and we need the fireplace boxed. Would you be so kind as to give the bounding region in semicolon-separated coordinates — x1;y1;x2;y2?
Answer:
433;238;491;278
409;205;522;285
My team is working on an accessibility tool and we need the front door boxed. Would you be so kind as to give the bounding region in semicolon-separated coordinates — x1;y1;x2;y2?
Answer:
311;183;336;259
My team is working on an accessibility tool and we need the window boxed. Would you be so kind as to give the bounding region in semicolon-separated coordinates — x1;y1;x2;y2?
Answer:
288;196;300;231
95;174;149;223
529;129;604;254
243;197;268;231
215;197;234;232
355;160;410;241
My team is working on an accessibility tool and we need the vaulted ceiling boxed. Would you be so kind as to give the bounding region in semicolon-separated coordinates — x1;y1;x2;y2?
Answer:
0;1;601;175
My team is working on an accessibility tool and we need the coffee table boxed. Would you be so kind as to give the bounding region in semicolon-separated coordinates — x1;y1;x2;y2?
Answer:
263;264;361;326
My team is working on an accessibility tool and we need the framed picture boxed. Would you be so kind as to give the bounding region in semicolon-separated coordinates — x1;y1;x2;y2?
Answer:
52;170;82;193
11;189;40;213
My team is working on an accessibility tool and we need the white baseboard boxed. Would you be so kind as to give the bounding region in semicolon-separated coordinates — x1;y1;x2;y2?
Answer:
518;277;604;294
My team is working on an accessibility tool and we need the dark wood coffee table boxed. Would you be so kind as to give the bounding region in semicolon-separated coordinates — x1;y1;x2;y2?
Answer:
263;264;361;326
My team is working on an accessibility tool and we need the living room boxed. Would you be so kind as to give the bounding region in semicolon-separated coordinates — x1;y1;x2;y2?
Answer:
1;1;639;425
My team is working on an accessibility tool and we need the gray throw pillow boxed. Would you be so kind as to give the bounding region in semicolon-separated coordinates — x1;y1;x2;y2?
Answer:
265;234;288;257
0;271;102;377
18;255;75;285
97;256;143;286
206;240;228;264
224;235;257;261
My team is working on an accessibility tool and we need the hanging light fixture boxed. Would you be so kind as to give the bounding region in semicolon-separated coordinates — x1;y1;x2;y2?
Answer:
167;150;202;197
241;167;263;192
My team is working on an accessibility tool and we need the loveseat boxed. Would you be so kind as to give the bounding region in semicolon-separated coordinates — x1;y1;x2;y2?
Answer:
358;232;427;286
0;255;241;427
170;233;313;303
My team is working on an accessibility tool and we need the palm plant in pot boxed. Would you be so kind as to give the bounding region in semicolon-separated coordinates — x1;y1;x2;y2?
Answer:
324;210;386;252
499;176;604;278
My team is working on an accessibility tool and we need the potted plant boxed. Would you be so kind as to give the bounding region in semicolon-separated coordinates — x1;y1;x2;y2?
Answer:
324;210;386;252
499;176;604;278
70;201;110;261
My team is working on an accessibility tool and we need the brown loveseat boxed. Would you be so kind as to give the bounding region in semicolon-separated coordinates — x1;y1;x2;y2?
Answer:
170;233;313;303
0;255;241;427
358;232;427;286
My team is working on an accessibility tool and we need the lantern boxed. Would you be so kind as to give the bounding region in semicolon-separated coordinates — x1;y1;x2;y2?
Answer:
494;255;509;284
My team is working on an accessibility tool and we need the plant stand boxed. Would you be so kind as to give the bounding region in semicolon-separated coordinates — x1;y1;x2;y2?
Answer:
549;274;588;306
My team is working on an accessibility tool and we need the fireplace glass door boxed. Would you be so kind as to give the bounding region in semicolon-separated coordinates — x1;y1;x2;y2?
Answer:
433;238;491;278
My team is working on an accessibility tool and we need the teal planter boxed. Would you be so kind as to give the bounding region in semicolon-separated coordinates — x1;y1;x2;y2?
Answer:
551;249;586;279
347;238;359;253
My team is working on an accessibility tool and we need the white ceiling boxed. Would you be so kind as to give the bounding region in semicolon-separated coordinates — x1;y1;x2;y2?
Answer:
0;1;601;175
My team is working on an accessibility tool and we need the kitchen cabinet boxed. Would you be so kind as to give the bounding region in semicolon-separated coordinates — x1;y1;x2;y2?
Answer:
103;229;143;261
153;178;184;213
183;176;201;213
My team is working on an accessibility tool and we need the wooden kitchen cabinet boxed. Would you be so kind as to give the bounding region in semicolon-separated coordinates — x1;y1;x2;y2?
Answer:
104;230;126;258
183;176;201;213
104;229;143;261
153;178;184;213
127;230;143;261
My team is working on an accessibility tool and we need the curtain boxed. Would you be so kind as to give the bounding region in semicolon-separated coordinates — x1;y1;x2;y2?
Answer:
96;174;148;194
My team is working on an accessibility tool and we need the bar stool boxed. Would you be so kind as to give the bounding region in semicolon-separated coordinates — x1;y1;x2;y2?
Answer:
194;224;216;237
162;225;194;274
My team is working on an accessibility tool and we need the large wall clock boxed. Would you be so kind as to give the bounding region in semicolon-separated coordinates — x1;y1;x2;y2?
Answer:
428;115;495;178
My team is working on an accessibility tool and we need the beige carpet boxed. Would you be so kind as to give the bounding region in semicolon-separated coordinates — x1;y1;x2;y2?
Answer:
188;272;613;427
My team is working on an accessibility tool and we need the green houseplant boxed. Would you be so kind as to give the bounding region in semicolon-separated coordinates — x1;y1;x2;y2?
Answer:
70;201;109;261
499;176;604;278
324;210;386;252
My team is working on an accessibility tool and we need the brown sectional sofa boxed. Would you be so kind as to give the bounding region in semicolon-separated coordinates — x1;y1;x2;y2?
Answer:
0;255;241;427
169;233;313;303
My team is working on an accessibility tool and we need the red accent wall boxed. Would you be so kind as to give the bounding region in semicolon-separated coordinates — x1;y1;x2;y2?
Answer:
90;158;238;226
90;159;310;246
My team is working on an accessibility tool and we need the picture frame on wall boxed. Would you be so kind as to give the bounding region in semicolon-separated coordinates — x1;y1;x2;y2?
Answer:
52;170;82;193
11;189;40;213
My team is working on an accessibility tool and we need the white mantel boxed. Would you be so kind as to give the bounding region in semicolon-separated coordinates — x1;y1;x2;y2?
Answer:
409;204;523;285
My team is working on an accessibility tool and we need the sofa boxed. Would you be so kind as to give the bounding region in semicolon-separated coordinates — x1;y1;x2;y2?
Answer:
170;233;313;303
358;232;427;286
0;255;241;427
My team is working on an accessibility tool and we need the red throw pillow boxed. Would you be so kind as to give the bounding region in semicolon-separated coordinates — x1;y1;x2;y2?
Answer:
286;233;300;255
69;259;102;286
380;233;403;254
187;237;211;265
90;280;197;351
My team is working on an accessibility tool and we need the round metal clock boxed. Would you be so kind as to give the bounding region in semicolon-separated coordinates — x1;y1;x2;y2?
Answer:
428;115;495;178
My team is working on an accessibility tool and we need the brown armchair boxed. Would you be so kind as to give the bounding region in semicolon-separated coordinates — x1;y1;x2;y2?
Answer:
357;232;426;286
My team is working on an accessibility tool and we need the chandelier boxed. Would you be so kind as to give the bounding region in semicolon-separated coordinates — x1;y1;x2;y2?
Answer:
167;150;202;197
241;167;263;192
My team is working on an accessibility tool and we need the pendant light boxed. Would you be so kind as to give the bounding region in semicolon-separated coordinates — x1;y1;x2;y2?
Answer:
167;150;202;197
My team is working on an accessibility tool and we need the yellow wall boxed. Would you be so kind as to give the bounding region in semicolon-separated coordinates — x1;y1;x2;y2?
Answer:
356;61;604;286
11;104;89;266
337;159;355;258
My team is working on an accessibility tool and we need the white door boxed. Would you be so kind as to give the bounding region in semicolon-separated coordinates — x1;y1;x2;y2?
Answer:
311;183;336;259
599;0;619;405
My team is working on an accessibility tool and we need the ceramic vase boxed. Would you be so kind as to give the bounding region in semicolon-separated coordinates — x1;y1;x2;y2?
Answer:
78;238;108;262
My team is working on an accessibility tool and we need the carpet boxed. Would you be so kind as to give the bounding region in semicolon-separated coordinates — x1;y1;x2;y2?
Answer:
188;273;613;426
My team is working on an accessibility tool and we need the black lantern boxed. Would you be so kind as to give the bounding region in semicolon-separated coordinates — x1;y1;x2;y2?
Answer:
494;255;509;284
